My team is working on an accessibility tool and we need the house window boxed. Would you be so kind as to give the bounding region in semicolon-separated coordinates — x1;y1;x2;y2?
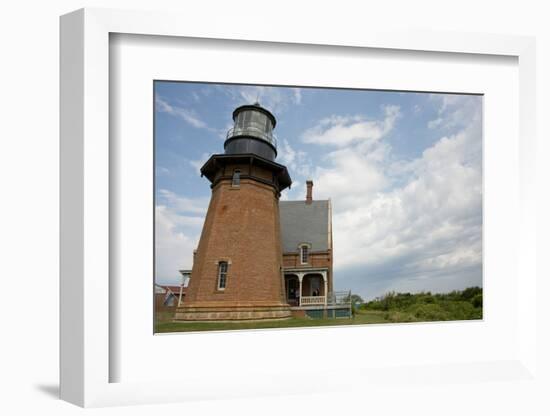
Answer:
300;245;309;264
232;170;241;187
217;261;228;290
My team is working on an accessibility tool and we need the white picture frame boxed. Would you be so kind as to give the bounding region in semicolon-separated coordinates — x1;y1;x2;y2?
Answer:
60;8;537;408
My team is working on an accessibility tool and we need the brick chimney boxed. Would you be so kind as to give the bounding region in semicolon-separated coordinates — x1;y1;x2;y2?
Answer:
306;180;313;204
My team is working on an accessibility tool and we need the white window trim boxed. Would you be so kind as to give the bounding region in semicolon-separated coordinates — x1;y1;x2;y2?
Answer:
232;169;241;187
217;261;228;290
299;244;310;265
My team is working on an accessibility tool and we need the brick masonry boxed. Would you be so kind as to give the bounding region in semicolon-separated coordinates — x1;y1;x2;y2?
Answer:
175;164;292;321
282;251;334;294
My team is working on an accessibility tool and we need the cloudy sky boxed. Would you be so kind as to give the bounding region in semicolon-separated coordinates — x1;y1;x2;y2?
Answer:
155;81;483;300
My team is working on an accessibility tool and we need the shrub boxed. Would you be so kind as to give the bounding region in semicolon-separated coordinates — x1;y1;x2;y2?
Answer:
460;286;483;301
408;303;448;321
363;287;483;322
472;294;483;308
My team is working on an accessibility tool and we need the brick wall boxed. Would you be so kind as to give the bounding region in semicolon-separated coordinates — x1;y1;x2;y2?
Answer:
184;171;287;308
282;250;333;293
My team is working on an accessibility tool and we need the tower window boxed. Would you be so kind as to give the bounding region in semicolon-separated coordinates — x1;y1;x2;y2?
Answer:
232;170;241;187
217;261;228;290
300;245;309;264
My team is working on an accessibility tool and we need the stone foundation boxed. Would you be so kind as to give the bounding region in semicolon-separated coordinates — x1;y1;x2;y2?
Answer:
290;309;306;318
175;304;291;321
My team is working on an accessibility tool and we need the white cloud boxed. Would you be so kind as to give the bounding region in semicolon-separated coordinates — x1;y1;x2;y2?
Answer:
156;166;170;176
219;85;304;115
155;205;200;284
302;105;399;209
301;97;482;298
157;189;209;215
314;146;389;210
427;94;481;131
428;117;443;129
188;153;211;175
156;95;212;130
301;105;400;147
155;190;209;284
236;86;286;114
277;138;313;179
334;121;481;270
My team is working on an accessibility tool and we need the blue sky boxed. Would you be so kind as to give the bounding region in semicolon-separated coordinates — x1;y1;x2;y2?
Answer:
155;81;482;300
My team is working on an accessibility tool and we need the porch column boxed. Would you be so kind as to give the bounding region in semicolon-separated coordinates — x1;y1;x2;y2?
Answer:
322;271;328;306
298;273;304;307
177;285;184;307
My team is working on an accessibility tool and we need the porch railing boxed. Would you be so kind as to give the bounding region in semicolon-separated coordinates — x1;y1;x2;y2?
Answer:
292;291;352;308
295;290;351;306
300;296;326;306
327;290;352;306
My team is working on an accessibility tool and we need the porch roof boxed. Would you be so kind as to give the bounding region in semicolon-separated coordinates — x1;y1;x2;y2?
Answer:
283;267;328;275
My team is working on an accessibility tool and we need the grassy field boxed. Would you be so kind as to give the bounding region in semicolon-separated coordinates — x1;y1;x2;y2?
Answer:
156;310;420;333
155;287;482;333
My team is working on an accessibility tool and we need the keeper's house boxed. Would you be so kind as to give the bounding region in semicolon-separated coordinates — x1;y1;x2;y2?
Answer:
280;183;351;318
175;103;350;321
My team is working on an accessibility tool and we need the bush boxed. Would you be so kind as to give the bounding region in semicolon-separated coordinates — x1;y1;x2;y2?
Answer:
472;294;483;308
363;287;483;322
409;303;448;321
460;286;483;301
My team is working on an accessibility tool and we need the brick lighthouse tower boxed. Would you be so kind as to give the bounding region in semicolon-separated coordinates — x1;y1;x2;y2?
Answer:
175;103;293;321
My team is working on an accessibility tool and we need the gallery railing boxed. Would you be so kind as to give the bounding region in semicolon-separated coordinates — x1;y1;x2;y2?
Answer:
226;124;278;148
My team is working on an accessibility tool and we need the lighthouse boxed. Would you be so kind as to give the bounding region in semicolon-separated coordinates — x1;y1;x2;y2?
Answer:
175;103;293;321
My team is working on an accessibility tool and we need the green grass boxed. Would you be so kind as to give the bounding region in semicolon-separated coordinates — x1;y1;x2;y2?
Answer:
154;287;483;333
155;310;393;333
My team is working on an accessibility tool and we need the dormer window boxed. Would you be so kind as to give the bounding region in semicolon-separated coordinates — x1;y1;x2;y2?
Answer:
232;169;241;187
300;245;309;264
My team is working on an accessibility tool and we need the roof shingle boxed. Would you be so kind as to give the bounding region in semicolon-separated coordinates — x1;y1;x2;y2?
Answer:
279;200;331;253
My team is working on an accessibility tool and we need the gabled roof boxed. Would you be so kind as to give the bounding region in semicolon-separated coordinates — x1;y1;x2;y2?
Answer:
279;200;331;253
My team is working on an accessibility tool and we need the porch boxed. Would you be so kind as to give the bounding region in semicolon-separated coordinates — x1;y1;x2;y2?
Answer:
283;269;351;317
